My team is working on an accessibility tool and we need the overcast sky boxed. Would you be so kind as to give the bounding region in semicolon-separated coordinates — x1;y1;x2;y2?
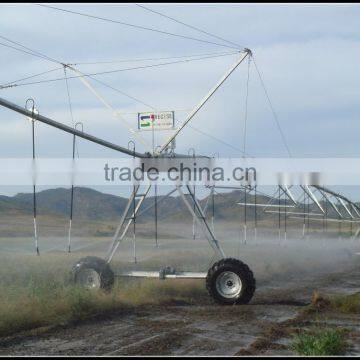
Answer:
0;3;360;198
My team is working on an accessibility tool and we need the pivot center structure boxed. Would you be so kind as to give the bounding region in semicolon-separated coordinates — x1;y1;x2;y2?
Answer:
0;49;257;305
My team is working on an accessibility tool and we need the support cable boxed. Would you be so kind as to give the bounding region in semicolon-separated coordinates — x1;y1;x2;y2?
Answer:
252;56;292;157
1;51;240;89
66;65;153;151
0;66;63;89
70;50;236;66
35;3;241;50
188;124;251;156
0;34;249;161
0;36;63;65
134;3;244;49
0;33;254;164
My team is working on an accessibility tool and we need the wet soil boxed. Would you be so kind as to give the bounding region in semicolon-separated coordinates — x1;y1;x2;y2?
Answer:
0;258;359;356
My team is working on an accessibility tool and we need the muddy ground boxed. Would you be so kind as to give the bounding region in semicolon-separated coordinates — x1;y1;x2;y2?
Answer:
0;245;359;356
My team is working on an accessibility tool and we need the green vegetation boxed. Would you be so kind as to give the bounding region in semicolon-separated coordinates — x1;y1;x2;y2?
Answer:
0;278;205;337
305;291;360;315
292;328;347;356
0;253;205;338
330;292;360;314
0;285;121;336
0;237;357;341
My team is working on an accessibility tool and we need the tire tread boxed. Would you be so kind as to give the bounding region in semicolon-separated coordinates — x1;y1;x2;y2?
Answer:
206;258;256;305
72;256;114;291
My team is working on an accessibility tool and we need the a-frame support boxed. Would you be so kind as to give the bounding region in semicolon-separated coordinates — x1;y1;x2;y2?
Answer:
105;183;226;264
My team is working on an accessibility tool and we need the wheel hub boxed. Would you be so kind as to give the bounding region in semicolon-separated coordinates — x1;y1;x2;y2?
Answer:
215;271;242;299
76;269;101;289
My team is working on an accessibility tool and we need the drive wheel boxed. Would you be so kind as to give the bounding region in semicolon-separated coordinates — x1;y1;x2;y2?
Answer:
206;258;255;305
72;256;114;291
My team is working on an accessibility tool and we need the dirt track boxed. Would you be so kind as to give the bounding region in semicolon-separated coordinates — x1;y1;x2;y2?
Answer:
0;257;359;356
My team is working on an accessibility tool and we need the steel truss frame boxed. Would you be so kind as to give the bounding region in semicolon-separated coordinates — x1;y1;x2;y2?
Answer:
0;50;251;278
234;183;360;241
0;44;358;278
106;183;225;279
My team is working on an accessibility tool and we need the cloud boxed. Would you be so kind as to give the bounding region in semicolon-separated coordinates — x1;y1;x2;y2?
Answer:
1;3;360;196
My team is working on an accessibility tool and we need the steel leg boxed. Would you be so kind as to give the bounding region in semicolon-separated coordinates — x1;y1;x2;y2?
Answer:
106;184;151;263
177;185;226;259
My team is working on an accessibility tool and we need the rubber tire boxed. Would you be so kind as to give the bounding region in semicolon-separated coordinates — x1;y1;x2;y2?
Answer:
206;258;256;305
72;256;115;292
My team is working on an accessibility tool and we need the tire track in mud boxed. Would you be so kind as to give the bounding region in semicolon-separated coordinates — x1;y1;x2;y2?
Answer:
0;302;301;355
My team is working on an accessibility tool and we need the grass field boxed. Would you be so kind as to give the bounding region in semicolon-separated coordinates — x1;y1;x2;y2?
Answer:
0;251;208;337
292;327;348;355
291;290;360;355
0;228;359;343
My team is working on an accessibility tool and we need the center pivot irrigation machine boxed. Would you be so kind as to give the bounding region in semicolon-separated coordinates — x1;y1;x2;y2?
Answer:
1;46;359;305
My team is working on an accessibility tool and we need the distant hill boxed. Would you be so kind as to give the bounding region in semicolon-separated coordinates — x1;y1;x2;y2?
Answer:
0;187;187;221
0;186;344;223
10;187;129;220
0;187;263;222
